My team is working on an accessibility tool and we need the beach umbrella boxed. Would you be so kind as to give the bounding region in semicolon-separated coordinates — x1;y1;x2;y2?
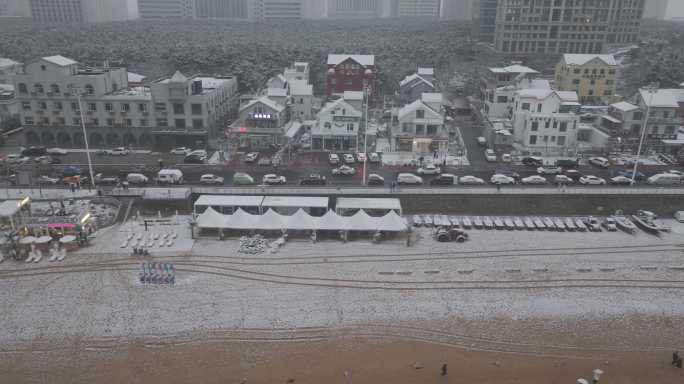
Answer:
19;236;37;244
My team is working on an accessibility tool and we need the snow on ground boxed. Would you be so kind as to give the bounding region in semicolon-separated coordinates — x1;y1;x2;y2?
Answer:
0;215;683;347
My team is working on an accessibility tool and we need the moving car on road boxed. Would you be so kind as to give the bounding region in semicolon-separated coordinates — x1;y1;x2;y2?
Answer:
457;175;485;185
300;173;327;185
494;170;521;181
367;174;385;186
262;174;287;185
105;147;129;156
184;153;206;164
579;175;606;185
562;169;584;181
490;174;516;185
94;173;120;185
609;176;634;185
126;173;148;185
484;149;497;162
417;164;441;175
156;169;183;184
46;147;68;155
332;165;356;175
21;146;47;157
555;158;579;168
553;175;574;184
588;156;610;168
430;174;456;186
37;175;59;185
200;174;224;185
522;156;543;167
537;165;562;175
521;175;547;185
396;173;423;185
647;173;682;185
170;147;192;155
501;153;512;163
245;152;259;163
328;153;340;165
232;172;255;185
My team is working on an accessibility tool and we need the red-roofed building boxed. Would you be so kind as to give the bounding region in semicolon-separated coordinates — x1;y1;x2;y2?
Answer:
325;54;376;98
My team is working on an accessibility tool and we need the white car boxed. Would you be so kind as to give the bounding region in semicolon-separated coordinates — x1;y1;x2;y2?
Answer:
343;153;355;164
368;152;380;163
396;173;423;185
537;166;562;175
329;153;340;165
490;174;516;185
579;175;606;185
245;152;259;163
262;174;287;185
484;149;497;162
106;147;129;156
170;147;192;155
477;136;487;146
458;175;485;185
417;164;441;175
199;174;224;185
332;165;356;175
521;175;548;185
666;170;683;176
609;175;633;185
46;147;68;155
588;157;610;168
37;175;59;185
553;175;574;184
189;149;208;158
501;153;512;163
356;153;367;163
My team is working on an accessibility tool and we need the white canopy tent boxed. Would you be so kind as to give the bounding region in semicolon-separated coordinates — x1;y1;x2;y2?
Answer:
335;198;402;216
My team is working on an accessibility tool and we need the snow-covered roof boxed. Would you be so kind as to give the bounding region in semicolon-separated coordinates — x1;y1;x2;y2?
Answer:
289;80;312;96
127;72;146;83
241;96;286;113
319;98;361;117
562;54;617;66
556;91;579;102
195;76;233;89
336;198;401;211
529;79;551;89
601;114;622;123
42;55;78;67
517;89;578;102
169;70;188;83
398;99;441;120
343;90;364;101
639;88;684;108
327;54;375;66
421;92;444;105
417;67;434;76
195;195;264;208
267;87;288;97
284;121;302;138
611;101;639;112
0;200;21;217
489;65;539;74
0;58;20;68
262;196;329;209
399;73;434;88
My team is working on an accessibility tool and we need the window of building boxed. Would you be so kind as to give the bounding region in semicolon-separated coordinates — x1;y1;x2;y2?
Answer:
24;117;33;125
529;135;537;145
121;103;130;112
543;135;548;142
663;111;670;118
559;122;568;132
606;79;614;85
531;121;539;131
140;119;148;127
633;111;643;120
415;124;425;135
573;69;580;74
665;125;675;135
522;103;531;111
427;125;437;135
173;103;185;114
34;83;44;94
106;118;114;126
89;118;98;126
545;119;550;128
496;95;507;103
22;102;31;111
50;84;60;94
88;103;97;111
346;123;354;132
572;79;580;84
416;109;425;118
105;103;113;112
402;123;410;133
551;136;556;142
73;118;81;125
84;84;94;95
175;119;186;128
18;83;27;94
324;122;331;129
604;90;612;96
557;136;566;146
54;101;62;110
191;104;202;115
71;102;79;111
139;103;148;112
125;119;132;127
588;89;594;95
590;79;596;85
39;101;47;110
155;103;167;112
158;118;168;127
608;69;616;75
649;110;656;117
192;119;203;129
537;104;542;112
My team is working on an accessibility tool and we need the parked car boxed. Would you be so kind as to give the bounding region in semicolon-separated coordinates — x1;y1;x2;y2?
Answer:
356;153;367;163
609;175;634;185
37;175;59;185
332;165;356;175
21;146;47;157
417;164;441;175
537;165;562;175
396;173;423;185
666;170;683;176
367;173;385;186
170;147;192;155
368;152;380;163
435;227;469;243
200;174;224;185
603;217;618;231
555;158;579;168
521;175;547;185
343;153;355;164
94;173;120;185
522;156;543;167
105;147;129;156
616;169;645;180
188;149;208;158
484;149;497;162
430;174;456;186
126;173;148;185
588;156;610;168
494;170;521;181
501;153;512;163
157;169;183;184
300;173;327;185
232;172;255;185
46;147;68;155
490;174;516;185
647;173;682;185
245;152;259;163
553;175;574;184
563;169;584;181
457;175;485;185
477;136;487;146
675;211;684;223
184;154;205;164
328;153;340;165
262;174;287;185
579;175;606;185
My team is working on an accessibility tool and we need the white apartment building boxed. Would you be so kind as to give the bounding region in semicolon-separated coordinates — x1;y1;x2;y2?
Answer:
13;56;238;148
484;76;550;120
139;0;195;18
511;89;581;155
311;94;362;151
0;84;19;130
396;0;440;17
232;96;289;150
391;92;446;153
290;80;313;120
480;64;540;118
283;62;310;84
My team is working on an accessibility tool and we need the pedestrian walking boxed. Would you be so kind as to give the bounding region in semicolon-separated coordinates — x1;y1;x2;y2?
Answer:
678;357;683;369
441;363;447;376
442;158;446;167
672;351;679;366
144;220;148;231
391;181;396;192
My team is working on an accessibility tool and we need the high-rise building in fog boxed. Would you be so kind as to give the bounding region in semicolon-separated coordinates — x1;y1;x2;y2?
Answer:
28;0;84;22
473;0;498;42
395;0;441;17
440;0;474;21
82;0;131;22
328;0;384;19
195;0;249;19
643;0;668;19
494;0;645;54
0;0;31;18
253;0;303;20
139;0;195;18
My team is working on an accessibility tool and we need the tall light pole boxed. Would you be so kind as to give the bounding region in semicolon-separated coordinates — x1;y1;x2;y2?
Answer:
70;86;96;189
631;85;658;186
362;86;369;186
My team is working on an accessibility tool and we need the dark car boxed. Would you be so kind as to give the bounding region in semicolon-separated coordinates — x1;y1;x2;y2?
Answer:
300;173;327;186
494;170;521;181
563;169;584;181
522;156;543;167
429;174;456;186
555;158;579;168
616;169;645;180
21;146;47;157
183;154;205;164
367;174;385;186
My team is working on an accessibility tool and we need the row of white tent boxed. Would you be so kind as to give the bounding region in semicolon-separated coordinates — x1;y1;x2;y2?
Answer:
197;207;408;232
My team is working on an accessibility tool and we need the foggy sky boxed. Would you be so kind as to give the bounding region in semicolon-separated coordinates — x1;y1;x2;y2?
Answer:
666;0;684;20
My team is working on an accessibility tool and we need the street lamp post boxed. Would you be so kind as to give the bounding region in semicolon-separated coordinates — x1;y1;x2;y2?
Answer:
362;87;369;186
70;86;96;189
631;85;658;186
